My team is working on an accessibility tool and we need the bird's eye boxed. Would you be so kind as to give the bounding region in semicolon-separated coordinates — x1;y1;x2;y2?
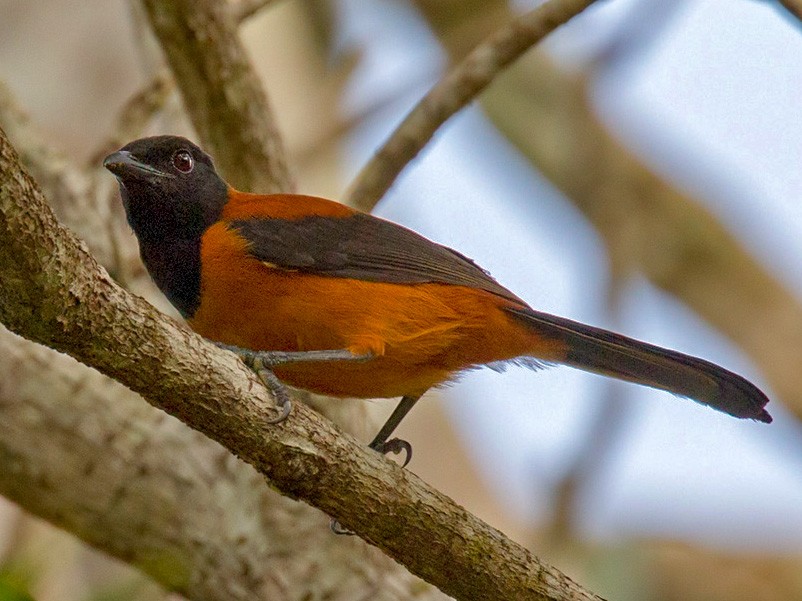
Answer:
172;150;194;173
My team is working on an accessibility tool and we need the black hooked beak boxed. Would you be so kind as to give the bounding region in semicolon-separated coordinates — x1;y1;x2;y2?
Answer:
103;151;172;179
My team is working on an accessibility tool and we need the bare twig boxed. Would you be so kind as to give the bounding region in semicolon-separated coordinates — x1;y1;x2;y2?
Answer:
231;0;284;22
0;126;603;601
344;0;601;212
141;0;294;193
778;0;802;21
90;70;175;165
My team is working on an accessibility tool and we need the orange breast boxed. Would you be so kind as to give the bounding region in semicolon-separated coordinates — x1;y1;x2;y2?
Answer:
189;222;566;398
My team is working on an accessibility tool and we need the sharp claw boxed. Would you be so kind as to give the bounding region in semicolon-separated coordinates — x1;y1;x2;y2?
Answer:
371;437;413;468
249;356;293;424
266;398;292;424
329;518;354;536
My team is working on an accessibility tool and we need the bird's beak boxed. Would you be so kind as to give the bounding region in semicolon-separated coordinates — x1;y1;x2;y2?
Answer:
103;151;171;179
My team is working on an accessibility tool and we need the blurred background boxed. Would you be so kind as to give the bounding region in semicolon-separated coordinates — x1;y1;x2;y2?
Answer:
1;0;801;599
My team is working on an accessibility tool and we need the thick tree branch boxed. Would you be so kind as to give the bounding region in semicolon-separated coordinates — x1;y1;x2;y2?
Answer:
345;0;601;211
0;326;447;601
0;128;602;601
0;79;446;598
141;0;293;193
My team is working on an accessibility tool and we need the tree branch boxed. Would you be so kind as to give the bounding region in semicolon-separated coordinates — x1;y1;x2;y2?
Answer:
230;0;284;23
778;0;802;21
0;76;445;598
0;128;603;601
141;0;294;193
0;325;447;601
344;0;601;211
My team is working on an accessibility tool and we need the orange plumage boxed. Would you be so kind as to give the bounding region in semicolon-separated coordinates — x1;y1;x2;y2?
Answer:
191;190;566;398
104;135;772;448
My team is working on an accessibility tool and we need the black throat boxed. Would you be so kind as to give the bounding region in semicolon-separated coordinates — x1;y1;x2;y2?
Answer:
117;172;227;319
138;237;204;318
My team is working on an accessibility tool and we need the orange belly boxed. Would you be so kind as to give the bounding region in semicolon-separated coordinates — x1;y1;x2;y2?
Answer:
189;222;566;398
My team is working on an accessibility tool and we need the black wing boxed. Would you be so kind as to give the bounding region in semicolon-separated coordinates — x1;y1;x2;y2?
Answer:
230;212;523;304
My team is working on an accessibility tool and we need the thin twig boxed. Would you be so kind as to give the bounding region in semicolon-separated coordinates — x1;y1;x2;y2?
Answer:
231;0;284;22
778;0;802;21
90;70;174;166
345;0;601;212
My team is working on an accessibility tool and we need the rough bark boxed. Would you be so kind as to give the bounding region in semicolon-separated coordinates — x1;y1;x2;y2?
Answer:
0;325;447;601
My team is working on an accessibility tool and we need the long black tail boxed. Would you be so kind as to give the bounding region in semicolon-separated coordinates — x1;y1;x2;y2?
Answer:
506;307;771;423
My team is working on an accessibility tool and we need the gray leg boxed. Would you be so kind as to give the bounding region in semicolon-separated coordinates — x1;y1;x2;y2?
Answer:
368;395;421;468
216;342;373;423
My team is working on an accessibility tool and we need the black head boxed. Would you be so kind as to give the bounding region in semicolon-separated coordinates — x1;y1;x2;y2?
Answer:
104;135;228;242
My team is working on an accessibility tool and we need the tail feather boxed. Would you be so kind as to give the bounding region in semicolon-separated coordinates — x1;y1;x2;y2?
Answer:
506;307;772;423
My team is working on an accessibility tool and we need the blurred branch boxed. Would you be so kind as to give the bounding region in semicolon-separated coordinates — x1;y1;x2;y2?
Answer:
0;326;443;601
90;70;175;164
345;0;602;211
231;0;284;22
1;6;446;599
141;0;293;192
0;81;118;271
778;0;802;21
0;127;604;601
415;1;802;421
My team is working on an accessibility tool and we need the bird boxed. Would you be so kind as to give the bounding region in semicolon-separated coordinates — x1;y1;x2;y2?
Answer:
104;135;771;462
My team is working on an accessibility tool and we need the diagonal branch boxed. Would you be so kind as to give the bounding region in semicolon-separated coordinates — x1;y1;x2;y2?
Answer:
0;127;603;601
778;0;802;21
0;325;446;601
345;0;601;211
0;78;444;599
